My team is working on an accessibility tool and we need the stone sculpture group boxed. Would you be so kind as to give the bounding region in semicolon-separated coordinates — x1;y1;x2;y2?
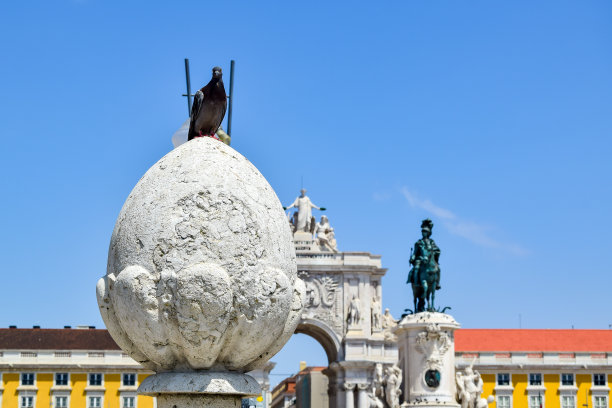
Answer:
285;189;338;252
368;363;402;408
456;365;495;408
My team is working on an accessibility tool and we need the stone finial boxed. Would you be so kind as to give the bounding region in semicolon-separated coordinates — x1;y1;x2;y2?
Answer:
96;138;304;378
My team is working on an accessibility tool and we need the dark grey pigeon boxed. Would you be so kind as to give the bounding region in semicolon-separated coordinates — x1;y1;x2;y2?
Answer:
188;66;227;141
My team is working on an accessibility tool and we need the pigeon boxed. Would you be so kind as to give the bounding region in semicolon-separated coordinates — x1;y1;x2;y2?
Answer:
188;66;227;141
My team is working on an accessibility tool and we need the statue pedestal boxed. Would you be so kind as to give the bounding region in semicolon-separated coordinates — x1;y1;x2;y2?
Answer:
138;372;261;408
395;312;460;408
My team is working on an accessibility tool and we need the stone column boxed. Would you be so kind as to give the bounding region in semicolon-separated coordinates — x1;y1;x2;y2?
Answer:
344;383;356;408
324;363;342;408
395;312;461;408
357;384;369;408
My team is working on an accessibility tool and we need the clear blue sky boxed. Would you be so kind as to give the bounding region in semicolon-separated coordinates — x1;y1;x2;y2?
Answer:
1;0;611;385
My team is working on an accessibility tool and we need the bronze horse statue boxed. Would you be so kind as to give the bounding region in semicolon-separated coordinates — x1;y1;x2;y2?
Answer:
409;251;440;312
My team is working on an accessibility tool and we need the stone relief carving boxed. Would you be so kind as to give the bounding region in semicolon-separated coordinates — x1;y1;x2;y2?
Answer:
299;271;342;333
415;323;451;373
371;296;382;330
347;295;361;327
384;363;402;408
302;272;338;308
456;365;494;408
381;308;397;342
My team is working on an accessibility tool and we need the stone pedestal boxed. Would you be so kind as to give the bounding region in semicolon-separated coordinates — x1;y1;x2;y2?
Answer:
395;312;460;408
138;372;260;408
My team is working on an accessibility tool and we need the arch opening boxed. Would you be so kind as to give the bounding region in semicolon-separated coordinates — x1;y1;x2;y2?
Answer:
295;319;342;364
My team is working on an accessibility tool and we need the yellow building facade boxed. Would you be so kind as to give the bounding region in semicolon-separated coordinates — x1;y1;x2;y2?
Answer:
0;327;154;408
456;329;612;408
2;327;610;408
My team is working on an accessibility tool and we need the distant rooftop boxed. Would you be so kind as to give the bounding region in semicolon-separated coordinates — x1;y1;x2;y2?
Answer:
455;329;612;353
0;328;120;350
271;366;326;397
1;327;610;353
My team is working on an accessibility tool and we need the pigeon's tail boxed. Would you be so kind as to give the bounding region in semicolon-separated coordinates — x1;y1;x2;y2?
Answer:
172;118;190;148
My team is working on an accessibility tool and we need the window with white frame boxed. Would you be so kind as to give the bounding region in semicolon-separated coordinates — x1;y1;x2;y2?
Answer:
20;396;34;408
123;396;136;408
529;395;543;408
594;374;607;387
89;396;102;408
55;396;68;408
123;373;136;386
498;395;511;408
529;374;542;386
594;396;608;408
89;373;102;386
55;373;69;386
561;396;576;408
21;373;35;386
561;374;574;386
498;373;510;386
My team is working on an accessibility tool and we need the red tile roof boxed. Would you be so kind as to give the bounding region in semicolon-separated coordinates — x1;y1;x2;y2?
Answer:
456;329;612;352
2;328;610;353
272;375;297;396
297;366;326;375
0;328;120;350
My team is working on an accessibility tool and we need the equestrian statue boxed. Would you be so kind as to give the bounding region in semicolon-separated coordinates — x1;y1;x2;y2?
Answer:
407;219;441;313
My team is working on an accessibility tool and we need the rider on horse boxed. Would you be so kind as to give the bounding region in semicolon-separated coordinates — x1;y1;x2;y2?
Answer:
408;219;441;312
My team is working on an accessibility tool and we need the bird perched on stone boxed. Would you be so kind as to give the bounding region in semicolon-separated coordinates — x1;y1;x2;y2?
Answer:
188;66;227;141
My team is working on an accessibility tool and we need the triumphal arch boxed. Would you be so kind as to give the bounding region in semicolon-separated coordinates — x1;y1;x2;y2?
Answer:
285;190;399;408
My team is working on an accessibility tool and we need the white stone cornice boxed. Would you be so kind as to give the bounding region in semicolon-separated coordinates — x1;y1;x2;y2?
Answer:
16;386;38;392
50;386;72;392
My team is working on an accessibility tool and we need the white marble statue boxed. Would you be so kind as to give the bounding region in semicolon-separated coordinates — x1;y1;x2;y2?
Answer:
456;365;493;408
314;215;338;252
381;308;397;341
368;387;385;408
384;363;402;408
372;362;386;405
285;189;321;232
371;297;382;330
348;295;361;326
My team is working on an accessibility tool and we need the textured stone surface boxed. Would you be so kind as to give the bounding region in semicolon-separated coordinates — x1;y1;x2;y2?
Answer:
97;138;304;373
157;395;242;408
138;372;261;396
